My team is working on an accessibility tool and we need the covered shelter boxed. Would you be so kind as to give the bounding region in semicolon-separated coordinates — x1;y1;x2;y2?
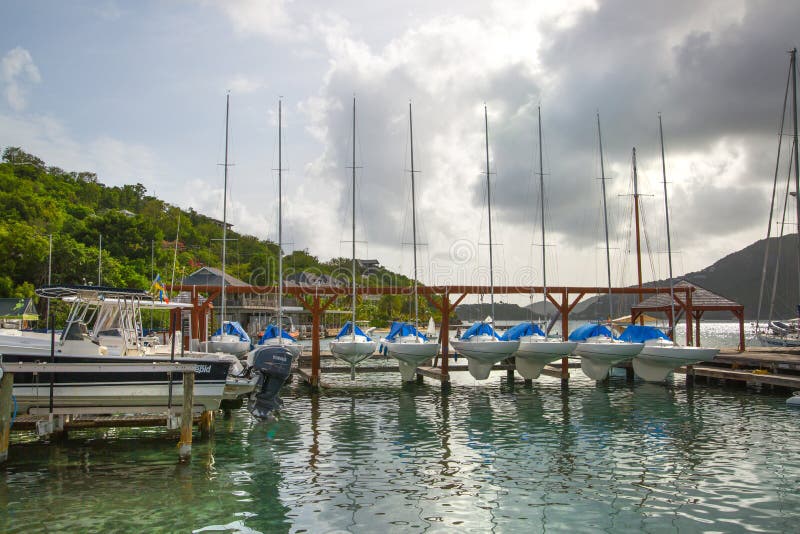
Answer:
630;280;745;351
0;298;39;328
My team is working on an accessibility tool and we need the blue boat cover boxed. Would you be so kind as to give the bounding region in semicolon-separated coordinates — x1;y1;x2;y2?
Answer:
568;323;613;341
618;325;670;343
461;322;501;340
259;324;295;344
500;322;546;341
384;321;427;342
336;321;371;340
212;321;251;342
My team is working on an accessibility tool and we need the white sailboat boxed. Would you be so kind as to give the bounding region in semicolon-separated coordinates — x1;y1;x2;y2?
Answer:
329;97;378;377
382;102;440;381
450;105;520;380
572;113;643;380
508;106;576;380
626;115;718;382
203;94;251;357
250;98;302;359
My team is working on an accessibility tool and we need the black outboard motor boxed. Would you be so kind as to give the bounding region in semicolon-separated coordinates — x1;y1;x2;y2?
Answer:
247;345;294;420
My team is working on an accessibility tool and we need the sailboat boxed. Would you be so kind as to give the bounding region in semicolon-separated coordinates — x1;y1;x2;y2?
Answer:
203;94;251;357
251;99;302;359
329;97;378;377
571;113;643;380
505;105;577;380
382;102;440;381
625;116;719;382
450;105;520;380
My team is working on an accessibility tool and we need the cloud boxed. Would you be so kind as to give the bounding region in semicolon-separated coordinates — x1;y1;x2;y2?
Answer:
1;47;41;111
228;75;266;94
215;0;306;41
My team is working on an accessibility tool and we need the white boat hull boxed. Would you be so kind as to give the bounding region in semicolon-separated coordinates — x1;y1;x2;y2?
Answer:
633;343;719;382
258;337;303;359
514;338;578;379
203;338;250;356
383;338;440;381
574;337;644;380
330;336;378;371
450;336;520;380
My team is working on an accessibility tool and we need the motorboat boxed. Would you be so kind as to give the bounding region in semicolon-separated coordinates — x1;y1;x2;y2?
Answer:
450;322;520;380
202;321;251;356
5;351;231;413
506;322;576;380
381;321;439;381
571;323;644;380
622;325;719;382
329;321;377;378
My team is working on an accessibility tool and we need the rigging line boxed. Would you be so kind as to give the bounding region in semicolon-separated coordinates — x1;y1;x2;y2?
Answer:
757;58;793;326
768;141;795;322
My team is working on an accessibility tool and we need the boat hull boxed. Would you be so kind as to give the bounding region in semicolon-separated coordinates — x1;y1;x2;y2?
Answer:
574;338;644;380
514;339;578;379
632;345;719;382
329;339;378;366
257;338;303;359
202;339;251;356
450;338;520;380
3;353;231;412
383;340;440;381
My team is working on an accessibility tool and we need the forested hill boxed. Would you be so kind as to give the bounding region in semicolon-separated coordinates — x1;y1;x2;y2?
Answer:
0;147;411;303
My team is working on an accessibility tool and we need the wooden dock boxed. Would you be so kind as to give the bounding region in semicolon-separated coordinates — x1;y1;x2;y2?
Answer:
294;347;800;391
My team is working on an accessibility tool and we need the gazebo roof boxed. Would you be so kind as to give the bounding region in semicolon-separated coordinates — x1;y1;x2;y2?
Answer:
632;280;743;312
181;266;249;287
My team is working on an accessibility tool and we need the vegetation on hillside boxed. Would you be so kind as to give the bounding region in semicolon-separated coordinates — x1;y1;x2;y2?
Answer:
0;147;441;327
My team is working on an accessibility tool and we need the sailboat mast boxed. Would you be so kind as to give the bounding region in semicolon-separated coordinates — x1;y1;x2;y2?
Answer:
409;102;419;333
791;48;800;308
659;114;676;335
596;113;613;322
632;147;644;321
278;98;283;344
484;105;495;321
221;94;230;330
538;106;547;317
352;97;357;335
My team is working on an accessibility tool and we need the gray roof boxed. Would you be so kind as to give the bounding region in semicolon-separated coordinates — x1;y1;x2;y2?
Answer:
180;266;249;287
633;280;742;311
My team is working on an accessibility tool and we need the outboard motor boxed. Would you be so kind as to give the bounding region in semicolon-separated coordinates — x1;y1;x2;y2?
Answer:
247;345;294;421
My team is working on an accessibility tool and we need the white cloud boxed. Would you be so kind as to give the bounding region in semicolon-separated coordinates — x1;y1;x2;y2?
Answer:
215;0;305;41
228;75;266;94
1;47;41;111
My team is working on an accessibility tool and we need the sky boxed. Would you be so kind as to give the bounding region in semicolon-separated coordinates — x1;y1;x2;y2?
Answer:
2;0;799;302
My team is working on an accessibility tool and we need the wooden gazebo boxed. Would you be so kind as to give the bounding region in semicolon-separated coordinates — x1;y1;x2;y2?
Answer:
630;280;745;351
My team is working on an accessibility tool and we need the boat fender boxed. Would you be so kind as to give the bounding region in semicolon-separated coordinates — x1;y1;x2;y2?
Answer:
247;345;293;421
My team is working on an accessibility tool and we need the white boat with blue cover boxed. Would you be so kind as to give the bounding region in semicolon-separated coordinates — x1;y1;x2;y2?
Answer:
330;321;377;378
256;324;302;359
450;322;520;380
571;323;644;380
381;321;439;381
203;321;251;357
506;322;577;379
621;325;718;382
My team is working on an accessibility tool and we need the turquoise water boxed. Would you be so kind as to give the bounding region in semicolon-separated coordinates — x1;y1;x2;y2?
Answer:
2;369;799;533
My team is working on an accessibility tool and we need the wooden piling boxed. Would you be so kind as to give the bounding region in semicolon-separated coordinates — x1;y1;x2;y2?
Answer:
0;372;13;463
199;410;214;438
179;371;194;461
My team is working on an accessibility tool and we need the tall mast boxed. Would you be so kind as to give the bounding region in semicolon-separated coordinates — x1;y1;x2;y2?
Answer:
632;147;644;323
484;105;495;321
538;106;547;318
278;98;283;344
221;93;230;329
596;113;613;322
351;97;357;335
409;101;419;333
659;114;676;335
791;48;800;309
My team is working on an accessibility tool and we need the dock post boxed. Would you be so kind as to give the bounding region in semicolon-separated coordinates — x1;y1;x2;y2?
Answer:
0;371;13;464
199;410;214;438
310;297;321;390
626;366;634;382
524;379;533;387
440;291;451;389
685;364;695;387
506;367;515;384
179;371;194;461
